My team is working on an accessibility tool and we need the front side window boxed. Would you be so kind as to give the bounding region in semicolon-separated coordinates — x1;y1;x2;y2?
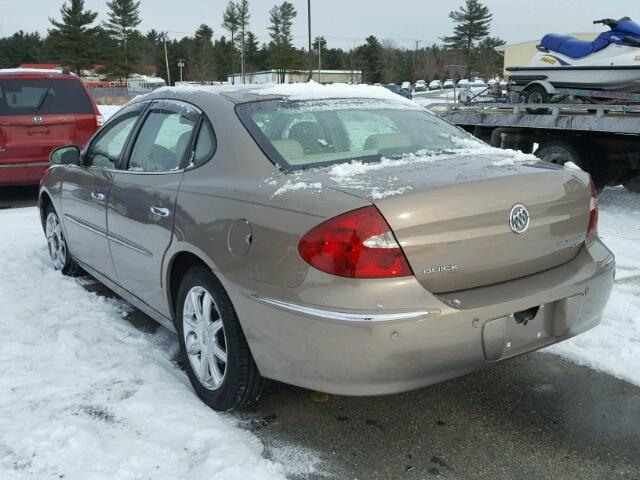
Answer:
236;98;475;171
85;113;139;169
128;110;197;172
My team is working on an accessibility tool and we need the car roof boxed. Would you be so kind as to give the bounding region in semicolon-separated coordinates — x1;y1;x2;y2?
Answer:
140;82;417;106
0;68;76;79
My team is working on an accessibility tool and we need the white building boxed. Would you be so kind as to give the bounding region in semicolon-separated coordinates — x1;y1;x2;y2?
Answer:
228;69;362;85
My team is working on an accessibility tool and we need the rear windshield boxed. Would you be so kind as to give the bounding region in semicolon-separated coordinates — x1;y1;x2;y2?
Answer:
236;98;473;171
0;78;93;116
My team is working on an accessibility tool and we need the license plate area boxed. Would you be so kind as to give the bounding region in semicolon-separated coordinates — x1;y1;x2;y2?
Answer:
482;303;556;361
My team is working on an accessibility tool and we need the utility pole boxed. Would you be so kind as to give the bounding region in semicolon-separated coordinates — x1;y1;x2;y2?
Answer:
412;40;420;82
307;0;313;81
317;38;322;83
163;34;171;86
178;59;185;83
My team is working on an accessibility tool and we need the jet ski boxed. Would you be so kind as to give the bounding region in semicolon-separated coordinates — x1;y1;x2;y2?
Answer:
508;17;640;94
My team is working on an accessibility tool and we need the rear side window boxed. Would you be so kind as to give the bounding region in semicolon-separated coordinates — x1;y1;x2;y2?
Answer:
192;119;216;167
0;78;93;116
128;110;197;172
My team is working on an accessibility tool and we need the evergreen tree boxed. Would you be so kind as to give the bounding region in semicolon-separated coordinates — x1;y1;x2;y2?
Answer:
476;36;506;79
268;1;298;83
354;35;383;84
236;0;250;82
222;1;239;82
104;0;142;80
442;0;492;76
48;0;99;74
0;31;45;68
190;24;216;82
244;31;262;72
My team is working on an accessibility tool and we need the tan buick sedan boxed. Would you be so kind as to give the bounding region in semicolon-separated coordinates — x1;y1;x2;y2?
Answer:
38;84;615;411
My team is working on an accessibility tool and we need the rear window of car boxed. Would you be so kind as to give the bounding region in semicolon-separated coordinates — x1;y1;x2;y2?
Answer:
0;78;93;116
236;98;473;172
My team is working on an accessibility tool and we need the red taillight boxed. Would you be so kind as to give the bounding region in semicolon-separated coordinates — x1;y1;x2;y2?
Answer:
587;177;598;237
298;206;413;279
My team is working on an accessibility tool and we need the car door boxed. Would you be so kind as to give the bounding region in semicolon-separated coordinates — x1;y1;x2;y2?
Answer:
60;102;146;278
107;100;201;315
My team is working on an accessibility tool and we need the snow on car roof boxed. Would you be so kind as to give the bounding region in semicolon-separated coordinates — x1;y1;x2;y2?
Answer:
0;67;71;76
252;81;416;105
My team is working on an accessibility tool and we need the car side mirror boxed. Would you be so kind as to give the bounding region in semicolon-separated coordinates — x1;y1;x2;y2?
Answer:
50;145;81;166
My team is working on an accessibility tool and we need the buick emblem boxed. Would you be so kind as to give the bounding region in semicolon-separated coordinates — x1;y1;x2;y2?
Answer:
509;204;530;234
32;116;44;124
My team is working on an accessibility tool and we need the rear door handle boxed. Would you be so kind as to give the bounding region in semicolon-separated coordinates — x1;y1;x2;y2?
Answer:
150;206;170;218
91;191;105;201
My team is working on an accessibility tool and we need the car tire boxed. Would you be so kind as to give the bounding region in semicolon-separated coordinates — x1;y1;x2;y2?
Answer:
44;205;83;276
535;140;606;193
175;266;268;411
523;84;550;114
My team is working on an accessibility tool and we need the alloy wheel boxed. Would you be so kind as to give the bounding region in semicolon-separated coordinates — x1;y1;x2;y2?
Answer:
182;286;228;391
45;212;67;271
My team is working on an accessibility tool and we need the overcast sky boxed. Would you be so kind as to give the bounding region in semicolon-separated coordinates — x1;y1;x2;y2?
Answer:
0;0;636;49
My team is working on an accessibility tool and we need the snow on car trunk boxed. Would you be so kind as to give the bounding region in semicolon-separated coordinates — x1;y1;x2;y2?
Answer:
0;208;314;479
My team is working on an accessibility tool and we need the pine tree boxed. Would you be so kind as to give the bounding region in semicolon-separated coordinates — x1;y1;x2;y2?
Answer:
191;24;216;82
48;0;99;74
236;0;250;83
222;1;239;82
104;0;142;80
477;36;506;79
268;1;297;83
442;0;492;76
244;31;261;72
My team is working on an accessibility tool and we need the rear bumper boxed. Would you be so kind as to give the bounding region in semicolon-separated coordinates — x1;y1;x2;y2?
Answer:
0;161;49;186
234;238;615;396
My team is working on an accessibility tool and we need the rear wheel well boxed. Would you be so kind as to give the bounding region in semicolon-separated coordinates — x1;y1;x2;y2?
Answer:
168;252;211;322
39;192;53;227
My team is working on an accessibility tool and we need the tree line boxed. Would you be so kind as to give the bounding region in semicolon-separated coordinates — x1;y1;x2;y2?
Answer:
0;0;505;84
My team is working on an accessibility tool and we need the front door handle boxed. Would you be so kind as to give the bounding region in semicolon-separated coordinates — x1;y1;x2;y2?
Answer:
91;191;105;201
150;206;170;218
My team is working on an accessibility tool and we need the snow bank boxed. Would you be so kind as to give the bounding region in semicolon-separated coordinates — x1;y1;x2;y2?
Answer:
0;208;315;479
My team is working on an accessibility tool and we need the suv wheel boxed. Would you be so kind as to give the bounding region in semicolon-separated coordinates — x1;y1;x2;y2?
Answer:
44;206;82;276
176;267;268;411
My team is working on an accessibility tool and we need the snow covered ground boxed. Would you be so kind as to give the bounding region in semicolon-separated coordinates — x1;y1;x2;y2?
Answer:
0;209;316;479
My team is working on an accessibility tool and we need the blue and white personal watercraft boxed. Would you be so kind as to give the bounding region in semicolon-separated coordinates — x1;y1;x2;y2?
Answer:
508;17;640;93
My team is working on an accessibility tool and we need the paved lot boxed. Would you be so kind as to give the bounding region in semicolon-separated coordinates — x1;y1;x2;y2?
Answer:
2;185;639;479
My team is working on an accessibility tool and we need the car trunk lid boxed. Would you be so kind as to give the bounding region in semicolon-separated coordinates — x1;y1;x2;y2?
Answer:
298;154;592;293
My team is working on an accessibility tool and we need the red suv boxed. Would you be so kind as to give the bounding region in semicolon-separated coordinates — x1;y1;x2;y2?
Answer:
0;69;102;186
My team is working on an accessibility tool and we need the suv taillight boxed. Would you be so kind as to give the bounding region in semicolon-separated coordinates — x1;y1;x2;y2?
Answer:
298;206;413;279
96;115;104;128
587;177;598;237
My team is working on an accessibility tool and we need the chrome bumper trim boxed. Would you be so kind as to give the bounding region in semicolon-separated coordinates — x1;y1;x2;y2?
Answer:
255;296;434;322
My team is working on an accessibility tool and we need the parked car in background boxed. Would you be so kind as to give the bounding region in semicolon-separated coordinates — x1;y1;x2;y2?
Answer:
429;80;443;90
384;83;412;99
414;80;427;92
443;79;455;89
401;81;412;92
39;84;614;411
457;79;470;87
0;68;102;186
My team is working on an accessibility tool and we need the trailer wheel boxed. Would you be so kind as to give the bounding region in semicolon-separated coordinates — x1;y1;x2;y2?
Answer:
523;85;550;114
535;140;606;193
